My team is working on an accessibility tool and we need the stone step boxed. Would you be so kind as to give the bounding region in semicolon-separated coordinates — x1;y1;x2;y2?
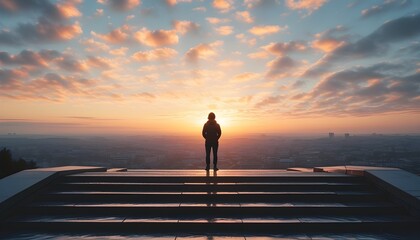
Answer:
21;204;402;217
62;174;363;184
4;217;419;234
36;191;384;203
49;182;372;192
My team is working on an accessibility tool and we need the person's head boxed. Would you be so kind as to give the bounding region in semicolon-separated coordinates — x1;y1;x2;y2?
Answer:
208;112;216;120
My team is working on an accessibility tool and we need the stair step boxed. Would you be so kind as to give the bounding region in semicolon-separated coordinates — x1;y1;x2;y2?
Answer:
4;218;419;234
21;204;402;216
37;191;384;203
49;182;372;192
62;175;363;184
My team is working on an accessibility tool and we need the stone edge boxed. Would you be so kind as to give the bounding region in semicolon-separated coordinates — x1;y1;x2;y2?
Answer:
0;166;106;218
310;165;420;217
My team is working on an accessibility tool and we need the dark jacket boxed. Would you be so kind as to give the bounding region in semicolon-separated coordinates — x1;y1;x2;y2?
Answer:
202;120;221;143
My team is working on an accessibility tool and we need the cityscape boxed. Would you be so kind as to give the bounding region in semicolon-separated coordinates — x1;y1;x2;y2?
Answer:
1;133;419;175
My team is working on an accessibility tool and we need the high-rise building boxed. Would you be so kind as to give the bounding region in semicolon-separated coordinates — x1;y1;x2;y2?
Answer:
329;132;335;138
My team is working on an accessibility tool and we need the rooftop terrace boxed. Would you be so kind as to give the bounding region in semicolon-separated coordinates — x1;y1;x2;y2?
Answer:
0;166;419;239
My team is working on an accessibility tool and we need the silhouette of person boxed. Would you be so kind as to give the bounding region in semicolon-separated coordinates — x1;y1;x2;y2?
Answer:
202;112;222;171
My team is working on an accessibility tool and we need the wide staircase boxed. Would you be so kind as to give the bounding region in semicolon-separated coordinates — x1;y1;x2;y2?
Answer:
2;170;419;239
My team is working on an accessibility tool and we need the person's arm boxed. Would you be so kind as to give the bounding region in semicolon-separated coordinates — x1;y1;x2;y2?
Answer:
217;124;222;140
202;124;207;139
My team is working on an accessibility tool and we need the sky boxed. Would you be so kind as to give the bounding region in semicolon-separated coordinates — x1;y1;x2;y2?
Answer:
0;0;419;136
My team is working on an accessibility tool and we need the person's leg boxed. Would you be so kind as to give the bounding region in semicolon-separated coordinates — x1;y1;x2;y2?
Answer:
213;142;219;170
205;143;211;170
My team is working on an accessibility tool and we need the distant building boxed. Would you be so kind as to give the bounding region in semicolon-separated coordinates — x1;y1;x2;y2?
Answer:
345;133;350;139
329;132;335;138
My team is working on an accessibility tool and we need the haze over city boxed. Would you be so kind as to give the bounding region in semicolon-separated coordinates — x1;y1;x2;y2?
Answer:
0;0;419;137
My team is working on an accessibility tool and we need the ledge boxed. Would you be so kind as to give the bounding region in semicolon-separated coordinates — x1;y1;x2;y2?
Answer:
0;166;106;216
313;165;398;176
313;165;420;216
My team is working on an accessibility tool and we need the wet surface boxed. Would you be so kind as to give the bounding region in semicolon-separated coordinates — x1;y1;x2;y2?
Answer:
3;169;419;239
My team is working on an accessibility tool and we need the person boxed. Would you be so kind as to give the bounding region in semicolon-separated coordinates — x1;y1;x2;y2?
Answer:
202;112;222;171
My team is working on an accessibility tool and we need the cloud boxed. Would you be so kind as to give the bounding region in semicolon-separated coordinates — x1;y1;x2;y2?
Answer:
293;63;420;116
55;55;88;72
91;25;131;44
86;56;112;69
100;0;141;11
248;51;269;59
236;33;257;46
56;0;82;18
362;0;411;18
236;11;254;23
0;17;82;45
110;47;128;56
333;14;420;59
249;25;285;36
0;71;98;101
232;72;260;82
165;0;177;7
266;56;297;79
0;0;82;21
304;14;420;77
185;41;223;63
132;92;156;100
285;0;327;13
172;20;199;35
81;38;110;52
255;95;282;108
215;25;234;35
0;49;61;67
218;60;243;67
0;69;28;89
134;28;179;47
243;0;263;8
212;0;234;13
20;18;82;42
0;49;112;73
132;48;178;62
312;38;345;52
206;17;230;24
262;41;307;55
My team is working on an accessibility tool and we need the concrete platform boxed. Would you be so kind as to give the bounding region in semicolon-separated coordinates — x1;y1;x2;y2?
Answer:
0;166;106;216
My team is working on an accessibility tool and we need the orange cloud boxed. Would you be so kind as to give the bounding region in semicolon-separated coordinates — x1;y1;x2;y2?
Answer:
235;11;254;23
54;21;83;40
232;72;260;82
86;56;112;69
81;38;110;52
110;47;128;56
236;33;256;46
312;38;344;52
216;25;233;35
132;48;178;61
218;60;243;67
134;28;179;47
249;25;284;36
165;0;177;6
185;41;223;62
56;1;82;18
285;0;327;11
91;25;130;44
247;51;269;59
212;0;233;12
172;20;199;35
206;17;230;24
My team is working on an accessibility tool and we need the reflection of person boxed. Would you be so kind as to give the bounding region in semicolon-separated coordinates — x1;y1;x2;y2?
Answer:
202;112;222;171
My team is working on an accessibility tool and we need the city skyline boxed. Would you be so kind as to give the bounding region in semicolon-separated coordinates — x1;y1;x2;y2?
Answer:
1;0;420;136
